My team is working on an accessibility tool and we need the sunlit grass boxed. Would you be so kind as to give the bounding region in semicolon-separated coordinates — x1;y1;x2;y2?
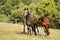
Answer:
0;22;60;40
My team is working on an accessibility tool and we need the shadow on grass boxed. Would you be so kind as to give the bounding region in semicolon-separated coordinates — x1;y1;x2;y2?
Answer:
37;33;45;36
16;31;29;35
37;33;50;38
16;31;47;37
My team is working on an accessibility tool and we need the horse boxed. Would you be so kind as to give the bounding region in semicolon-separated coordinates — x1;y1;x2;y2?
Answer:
41;10;50;36
22;8;39;35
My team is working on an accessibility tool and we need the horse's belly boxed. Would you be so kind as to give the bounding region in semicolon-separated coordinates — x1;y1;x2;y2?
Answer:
27;22;31;25
26;19;36;25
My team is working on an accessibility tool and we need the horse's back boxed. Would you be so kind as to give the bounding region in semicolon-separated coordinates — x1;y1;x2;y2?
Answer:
31;15;37;23
26;15;37;25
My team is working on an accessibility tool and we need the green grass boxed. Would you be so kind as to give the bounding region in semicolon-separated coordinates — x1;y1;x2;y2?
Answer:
0;22;60;40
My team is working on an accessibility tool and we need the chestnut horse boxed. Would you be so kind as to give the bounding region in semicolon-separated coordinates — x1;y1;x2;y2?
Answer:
41;10;50;36
22;8;39;35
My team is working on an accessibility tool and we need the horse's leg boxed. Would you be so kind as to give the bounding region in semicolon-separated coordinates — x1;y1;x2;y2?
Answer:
23;23;25;33
23;19;26;33
29;27;32;35
27;26;32;35
43;26;47;36
27;26;29;34
43;25;50;36
35;23;39;33
33;25;37;36
46;25;50;36
37;27;39;34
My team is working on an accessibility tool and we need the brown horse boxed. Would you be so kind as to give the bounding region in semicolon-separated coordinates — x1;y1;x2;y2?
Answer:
41;10;50;36
22;8;39;35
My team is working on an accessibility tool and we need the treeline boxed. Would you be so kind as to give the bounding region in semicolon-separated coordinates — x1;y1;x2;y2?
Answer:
0;0;60;29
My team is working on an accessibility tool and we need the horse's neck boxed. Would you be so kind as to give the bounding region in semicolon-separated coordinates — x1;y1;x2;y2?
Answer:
42;16;49;22
42;16;45;18
26;14;30;20
41;16;46;21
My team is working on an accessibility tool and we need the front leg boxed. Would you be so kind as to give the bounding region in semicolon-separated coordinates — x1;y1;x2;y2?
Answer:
23;24;25;33
23;20;26;33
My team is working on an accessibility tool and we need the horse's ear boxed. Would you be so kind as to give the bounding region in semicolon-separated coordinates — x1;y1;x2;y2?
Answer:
24;7;28;9
26;8;28;10
24;8;27;10
42;10;45;12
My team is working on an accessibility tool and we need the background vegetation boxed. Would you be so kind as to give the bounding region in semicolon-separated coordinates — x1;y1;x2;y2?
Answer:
0;0;60;29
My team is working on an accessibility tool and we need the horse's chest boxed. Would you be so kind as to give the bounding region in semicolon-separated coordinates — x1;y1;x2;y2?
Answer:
42;17;50;25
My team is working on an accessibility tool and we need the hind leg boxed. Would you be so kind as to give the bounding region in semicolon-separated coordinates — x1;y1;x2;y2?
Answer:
32;25;37;36
29;27;32;35
43;26;47;36
46;27;50;36
46;25;50;36
27;26;32;35
35;23;39;34
36;27;39;34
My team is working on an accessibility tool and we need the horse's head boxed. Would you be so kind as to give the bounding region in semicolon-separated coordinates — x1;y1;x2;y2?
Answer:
41;10;46;17
22;8;29;17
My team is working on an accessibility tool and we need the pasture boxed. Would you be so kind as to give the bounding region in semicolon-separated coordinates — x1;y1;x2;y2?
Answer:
0;22;60;40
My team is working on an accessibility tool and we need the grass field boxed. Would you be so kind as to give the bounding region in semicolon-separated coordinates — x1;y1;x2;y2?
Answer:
0;22;60;40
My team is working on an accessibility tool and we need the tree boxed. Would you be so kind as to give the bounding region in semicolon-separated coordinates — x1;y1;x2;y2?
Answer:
22;0;32;5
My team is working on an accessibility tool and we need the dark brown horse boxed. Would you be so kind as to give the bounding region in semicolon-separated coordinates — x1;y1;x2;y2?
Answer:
41;10;50;36
22;8;39;35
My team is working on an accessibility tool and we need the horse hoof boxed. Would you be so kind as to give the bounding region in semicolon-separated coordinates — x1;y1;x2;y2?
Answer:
30;32;32;36
47;33;50;36
23;31;25;33
35;33;37;36
46;32;50;36
37;31;39;33
45;35;47;36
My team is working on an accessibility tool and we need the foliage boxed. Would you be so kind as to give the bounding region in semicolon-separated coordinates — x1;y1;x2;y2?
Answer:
0;0;60;29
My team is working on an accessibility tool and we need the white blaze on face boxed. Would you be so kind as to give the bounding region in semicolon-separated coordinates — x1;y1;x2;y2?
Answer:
24;10;28;16
41;12;45;17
